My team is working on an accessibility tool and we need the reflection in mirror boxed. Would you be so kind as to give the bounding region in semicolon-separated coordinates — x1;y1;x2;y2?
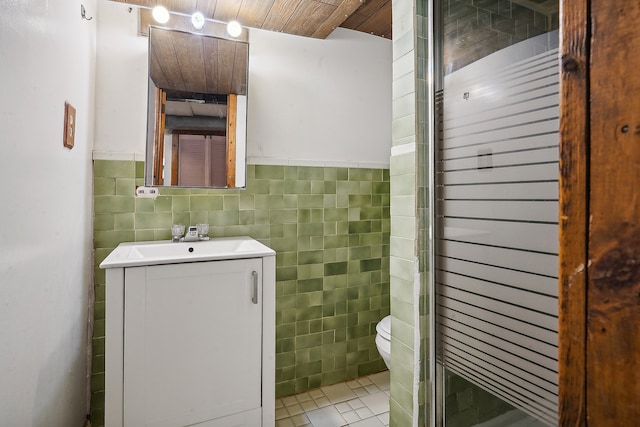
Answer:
145;26;248;188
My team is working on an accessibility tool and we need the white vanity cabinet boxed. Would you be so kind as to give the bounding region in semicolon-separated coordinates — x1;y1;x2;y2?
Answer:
100;237;275;427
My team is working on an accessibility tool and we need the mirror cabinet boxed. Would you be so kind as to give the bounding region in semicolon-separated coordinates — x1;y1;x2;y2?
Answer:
145;26;249;189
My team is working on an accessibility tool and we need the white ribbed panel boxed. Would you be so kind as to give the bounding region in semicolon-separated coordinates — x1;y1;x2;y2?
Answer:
436;44;559;426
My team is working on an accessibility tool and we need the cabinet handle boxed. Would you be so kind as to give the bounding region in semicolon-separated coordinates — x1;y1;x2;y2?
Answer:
251;271;258;304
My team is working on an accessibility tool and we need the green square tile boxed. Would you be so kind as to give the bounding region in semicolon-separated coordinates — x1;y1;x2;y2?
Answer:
350;195;373;208
336;168;348;180
324;167;338;180
283;194;298;208
255;165;285;180
310;209;323;223
95;196;135;214
248;179;270;194
135;161;145;179
135;197;155;213
223;195;240;210
311;181;325;194
94;160;135;178
349;221;372;234
239;210;255;225
171;195;190;212
284;166;298;180
298;278;323;293
361;258;382;272
298;167;324;180
298;195;323;208
323;194;337;208
115;178;135;196
285;180;311;194
297;264;324;280
254;195;270;210
190;195;223;211
94;214;115;231
114;213;134;230
299;250;324;265
94;177;116;196
324;262;348;276
267;195;284;209
153;196;172;212
296;332;323;349
337;181;360;195
323;222;337;236
296;321;310;336
299;223;323;237
135;212;172;229
239;195;255;210
349;168;374;181
207;210;240;226
269;180;285;195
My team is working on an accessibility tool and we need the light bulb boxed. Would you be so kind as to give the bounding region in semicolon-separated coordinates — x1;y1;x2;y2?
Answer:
152;6;170;24
227;20;242;37
191;11;205;30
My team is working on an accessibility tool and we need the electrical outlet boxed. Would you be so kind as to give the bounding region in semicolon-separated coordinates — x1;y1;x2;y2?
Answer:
135;186;159;199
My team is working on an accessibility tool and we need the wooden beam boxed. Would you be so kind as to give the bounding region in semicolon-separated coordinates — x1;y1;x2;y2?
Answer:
558;0;589;425
312;0;367;39
586;0;640;424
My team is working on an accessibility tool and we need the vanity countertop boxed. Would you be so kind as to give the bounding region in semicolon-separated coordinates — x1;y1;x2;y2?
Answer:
100;236;275;269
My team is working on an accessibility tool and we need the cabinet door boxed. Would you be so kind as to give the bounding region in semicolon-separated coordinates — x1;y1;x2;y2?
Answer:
123;258;263;427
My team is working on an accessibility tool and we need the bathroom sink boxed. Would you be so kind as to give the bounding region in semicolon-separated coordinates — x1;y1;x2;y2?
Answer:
100;236;275;268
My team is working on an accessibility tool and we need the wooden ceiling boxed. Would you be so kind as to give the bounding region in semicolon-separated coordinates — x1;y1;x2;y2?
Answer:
111;0;393;39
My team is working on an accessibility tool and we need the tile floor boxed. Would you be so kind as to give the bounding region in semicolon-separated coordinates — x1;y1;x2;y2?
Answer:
276;371;390;427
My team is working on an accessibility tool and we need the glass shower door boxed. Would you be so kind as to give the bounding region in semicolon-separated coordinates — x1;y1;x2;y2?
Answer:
434;1;560;426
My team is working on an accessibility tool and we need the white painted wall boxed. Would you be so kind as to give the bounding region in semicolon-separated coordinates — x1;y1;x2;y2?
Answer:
247;27;392;167
93;2;392;167
0;0;96;425
93;1;148;159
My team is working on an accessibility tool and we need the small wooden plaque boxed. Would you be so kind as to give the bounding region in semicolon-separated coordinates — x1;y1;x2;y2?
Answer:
63;102;76;149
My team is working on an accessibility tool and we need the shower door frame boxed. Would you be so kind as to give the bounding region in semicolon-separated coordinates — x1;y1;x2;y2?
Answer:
427;0;561;425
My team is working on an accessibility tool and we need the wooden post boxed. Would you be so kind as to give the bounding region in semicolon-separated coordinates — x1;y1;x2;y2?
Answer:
559;1;640;425
586;0;640;424
558;1;589;424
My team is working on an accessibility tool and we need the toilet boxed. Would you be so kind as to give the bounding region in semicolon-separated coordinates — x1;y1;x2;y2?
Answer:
375;315;391;369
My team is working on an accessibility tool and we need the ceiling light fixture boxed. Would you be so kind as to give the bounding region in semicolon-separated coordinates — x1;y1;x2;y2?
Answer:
152;5;170;24
191;11;205;30
227;20;242;37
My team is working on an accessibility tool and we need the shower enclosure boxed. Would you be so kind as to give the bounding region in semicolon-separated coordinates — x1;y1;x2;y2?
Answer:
431;1;560;426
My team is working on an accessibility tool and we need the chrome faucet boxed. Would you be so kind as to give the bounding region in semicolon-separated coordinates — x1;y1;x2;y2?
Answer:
183;225;199;242
173;224;209;242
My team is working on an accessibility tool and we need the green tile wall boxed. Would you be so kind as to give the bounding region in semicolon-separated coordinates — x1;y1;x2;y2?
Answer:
444;0;559;73
90;160;390;427
444;370;514;426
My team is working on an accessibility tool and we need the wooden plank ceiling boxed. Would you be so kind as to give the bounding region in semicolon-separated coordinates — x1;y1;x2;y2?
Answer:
110;0;392;39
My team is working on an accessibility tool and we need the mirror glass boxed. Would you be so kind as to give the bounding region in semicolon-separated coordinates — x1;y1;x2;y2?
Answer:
145;26;248;188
